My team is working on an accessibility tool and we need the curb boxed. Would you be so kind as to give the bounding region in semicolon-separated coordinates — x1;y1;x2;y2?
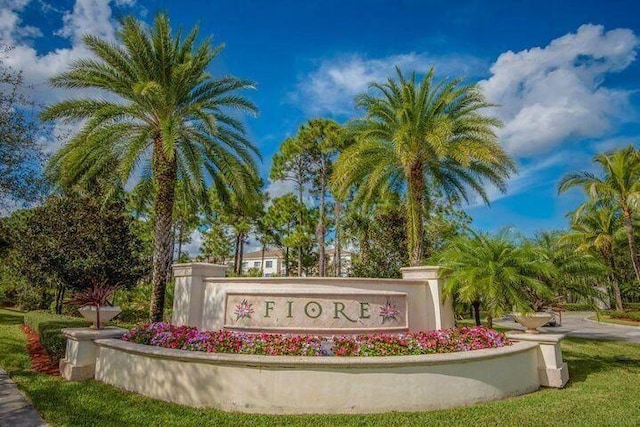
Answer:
583;316;640;329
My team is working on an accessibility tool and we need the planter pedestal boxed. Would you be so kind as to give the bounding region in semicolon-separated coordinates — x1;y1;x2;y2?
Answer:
506;332;569;388
60;327;127;381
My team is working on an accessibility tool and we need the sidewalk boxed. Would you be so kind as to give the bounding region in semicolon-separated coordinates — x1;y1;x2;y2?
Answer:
0;367;46;427
496;311;640;343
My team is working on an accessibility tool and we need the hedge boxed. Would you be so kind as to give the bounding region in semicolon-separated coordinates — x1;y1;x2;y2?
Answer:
603;310;640;322
24;311;90;361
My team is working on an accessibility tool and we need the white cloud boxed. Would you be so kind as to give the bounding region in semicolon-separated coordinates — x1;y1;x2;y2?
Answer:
293;52;488;115
55;0;116;43
0;0;123;108
295;24;638;157
0;0;130;154
480;24;638;156
180;229;203;257
265;178;297;199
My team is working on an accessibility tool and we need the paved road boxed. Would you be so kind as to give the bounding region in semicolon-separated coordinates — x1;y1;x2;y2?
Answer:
0;367;46;427
496;311;640;343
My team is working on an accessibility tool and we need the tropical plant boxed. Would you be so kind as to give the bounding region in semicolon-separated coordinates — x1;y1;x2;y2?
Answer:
41;13;259;321
533;231;607;310
66;279;119;329
560;202;625;310
438;230;554;327
333;67;515;265
559;146;640;290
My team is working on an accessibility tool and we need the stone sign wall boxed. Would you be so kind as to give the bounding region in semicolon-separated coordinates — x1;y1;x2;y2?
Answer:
224;292;408;333
171;264;456;332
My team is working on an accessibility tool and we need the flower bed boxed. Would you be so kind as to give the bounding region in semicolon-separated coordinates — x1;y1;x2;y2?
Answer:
123;323;510;356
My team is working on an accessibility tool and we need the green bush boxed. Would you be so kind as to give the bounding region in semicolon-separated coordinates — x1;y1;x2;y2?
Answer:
603;310;640;322
115;307;148;325
24;311;89;361
624;302;640;310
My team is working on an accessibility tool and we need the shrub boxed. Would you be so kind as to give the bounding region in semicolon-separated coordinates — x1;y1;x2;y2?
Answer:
115;307;149;325
24;311;89;361
123;323;510;357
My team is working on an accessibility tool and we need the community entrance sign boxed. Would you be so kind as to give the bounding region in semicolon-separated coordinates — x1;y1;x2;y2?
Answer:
224;292;408;333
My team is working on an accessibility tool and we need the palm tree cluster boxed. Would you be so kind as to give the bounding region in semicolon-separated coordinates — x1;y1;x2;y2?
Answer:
36;10;638;323
559;146;640;310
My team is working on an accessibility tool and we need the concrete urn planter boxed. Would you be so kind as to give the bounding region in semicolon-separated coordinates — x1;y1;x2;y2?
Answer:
78;306;121;329
512;312;552;334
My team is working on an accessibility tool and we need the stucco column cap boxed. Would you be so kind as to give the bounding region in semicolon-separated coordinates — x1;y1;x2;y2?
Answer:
506;332;566;343
400;265;441;280
61;327;128;341
172;262;228;277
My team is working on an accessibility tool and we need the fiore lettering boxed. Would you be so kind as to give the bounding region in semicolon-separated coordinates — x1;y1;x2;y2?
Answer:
225;293;408;332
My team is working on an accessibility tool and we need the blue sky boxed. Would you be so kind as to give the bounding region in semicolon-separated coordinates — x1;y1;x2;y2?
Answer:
3;0;640;237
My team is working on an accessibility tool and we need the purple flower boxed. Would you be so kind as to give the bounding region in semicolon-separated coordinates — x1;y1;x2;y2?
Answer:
234;299;254;320
379;301;400;324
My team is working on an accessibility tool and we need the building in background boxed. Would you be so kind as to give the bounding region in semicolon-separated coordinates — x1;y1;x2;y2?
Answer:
241;248;352;277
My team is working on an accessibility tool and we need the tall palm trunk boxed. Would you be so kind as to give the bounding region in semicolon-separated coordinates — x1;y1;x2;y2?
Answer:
406;163;425;266
150;137;177;323
261;244;266;277
623;210;640;288
472;301;481;326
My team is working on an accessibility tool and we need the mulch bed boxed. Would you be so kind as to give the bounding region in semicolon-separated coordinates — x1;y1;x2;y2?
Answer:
21;325;60;376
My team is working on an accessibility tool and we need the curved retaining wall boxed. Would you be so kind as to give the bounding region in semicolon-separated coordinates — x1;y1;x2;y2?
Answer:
94;339;540;414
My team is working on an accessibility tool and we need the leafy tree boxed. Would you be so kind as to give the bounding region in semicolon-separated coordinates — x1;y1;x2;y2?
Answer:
263;194;315;276
439;230;554;327
295;119;344;276
1;194;147;313
41;14;259;321
559;146;640;290
206;187;264;275
333;68;515;266
270;137;313;275
350;206;408;278
0;50;45;211
199;222;233;264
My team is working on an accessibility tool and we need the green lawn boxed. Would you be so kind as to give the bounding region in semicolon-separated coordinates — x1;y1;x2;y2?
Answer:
587;315;640;327
1;309;639;426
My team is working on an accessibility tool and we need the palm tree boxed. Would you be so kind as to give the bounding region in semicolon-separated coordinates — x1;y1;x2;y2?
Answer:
559;146;640;289
41;14;259;322
438;230;554;327
332;68;515;266
560;202;625;310
534;231;607;310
